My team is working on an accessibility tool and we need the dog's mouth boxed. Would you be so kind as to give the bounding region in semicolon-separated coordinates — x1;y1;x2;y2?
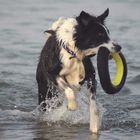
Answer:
99;41;122;53
90;41;122;55
83;41;122;58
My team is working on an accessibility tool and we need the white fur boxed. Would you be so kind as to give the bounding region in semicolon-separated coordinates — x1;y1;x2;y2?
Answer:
51;17;65;31
64;87;77;110
56;18;77;49
83;48;97;56
56;77;77;110
91;40;118;54
45;17;65;37
54;18;85;88
89;94;100;133
102;40;117;52
59;54;85;90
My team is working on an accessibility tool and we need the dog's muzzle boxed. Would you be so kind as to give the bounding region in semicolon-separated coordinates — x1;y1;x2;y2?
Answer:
88;41;122;56
113;43;122;52
104;41;122;53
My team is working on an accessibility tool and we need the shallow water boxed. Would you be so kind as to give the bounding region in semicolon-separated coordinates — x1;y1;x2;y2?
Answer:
0;0;140;139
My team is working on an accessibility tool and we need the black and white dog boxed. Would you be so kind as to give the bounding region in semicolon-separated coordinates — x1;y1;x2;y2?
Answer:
36;8;121;133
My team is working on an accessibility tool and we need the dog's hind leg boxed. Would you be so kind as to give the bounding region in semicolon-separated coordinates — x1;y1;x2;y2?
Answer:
36;79;47;105
83;57;100;134
36;67;53;105
56;77;77;110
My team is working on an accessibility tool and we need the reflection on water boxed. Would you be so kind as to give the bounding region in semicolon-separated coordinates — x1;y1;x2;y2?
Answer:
0;0;140;139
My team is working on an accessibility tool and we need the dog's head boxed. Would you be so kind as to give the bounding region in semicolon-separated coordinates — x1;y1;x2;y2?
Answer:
75;8;121;56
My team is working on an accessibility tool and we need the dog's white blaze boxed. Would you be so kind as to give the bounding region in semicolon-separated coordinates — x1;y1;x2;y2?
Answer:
99;23;110;37
98;24;118;52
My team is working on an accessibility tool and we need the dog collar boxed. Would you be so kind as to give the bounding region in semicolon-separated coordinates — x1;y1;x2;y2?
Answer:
61;42;79;60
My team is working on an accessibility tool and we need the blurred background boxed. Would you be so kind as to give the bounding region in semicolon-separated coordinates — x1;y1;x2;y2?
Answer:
0;0;140;139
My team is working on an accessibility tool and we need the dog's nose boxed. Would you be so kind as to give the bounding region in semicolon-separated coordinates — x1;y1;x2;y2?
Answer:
113;43;122;52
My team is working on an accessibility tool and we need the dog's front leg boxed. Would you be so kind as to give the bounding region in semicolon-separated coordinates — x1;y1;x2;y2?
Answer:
83;57;100;134
56;77;77;110
88;78;100;134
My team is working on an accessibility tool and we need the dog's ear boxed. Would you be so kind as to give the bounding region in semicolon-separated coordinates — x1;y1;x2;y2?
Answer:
44;30;55;35
78;11;91;26
97;8;109;23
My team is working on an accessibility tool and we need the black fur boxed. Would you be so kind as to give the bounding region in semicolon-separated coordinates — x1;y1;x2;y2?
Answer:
74;9;110;50
36;35;62;103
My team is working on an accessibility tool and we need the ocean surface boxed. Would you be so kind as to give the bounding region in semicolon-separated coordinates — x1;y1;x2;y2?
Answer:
0;0;140;139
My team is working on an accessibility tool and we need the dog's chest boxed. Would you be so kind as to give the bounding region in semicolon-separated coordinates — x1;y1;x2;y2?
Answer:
60;58;85;87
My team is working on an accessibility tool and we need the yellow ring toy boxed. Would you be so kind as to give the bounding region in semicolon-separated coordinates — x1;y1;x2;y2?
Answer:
97;47;127;94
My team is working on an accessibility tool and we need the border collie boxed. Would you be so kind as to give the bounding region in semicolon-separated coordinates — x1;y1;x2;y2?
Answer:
36;8;121;133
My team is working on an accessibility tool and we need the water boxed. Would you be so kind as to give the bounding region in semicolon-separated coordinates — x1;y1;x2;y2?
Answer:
0;0;140;139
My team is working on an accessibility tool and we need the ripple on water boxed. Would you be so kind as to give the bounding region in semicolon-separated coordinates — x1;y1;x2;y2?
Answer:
127;74;140;84
102;113;140;132
0;80;10;88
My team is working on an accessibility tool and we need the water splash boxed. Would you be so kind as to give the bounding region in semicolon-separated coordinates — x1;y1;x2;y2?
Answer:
33;85;105;126
34;86;90;124
0;85;105;126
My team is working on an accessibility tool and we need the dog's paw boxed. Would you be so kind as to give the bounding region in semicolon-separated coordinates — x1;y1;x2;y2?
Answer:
90;128;99;134
89;118;100;134
67;100;77;111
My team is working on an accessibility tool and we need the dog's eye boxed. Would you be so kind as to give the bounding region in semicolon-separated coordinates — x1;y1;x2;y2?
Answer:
98;33;104;37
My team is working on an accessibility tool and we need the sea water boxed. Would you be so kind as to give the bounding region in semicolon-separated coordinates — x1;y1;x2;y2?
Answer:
0;0;140;139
